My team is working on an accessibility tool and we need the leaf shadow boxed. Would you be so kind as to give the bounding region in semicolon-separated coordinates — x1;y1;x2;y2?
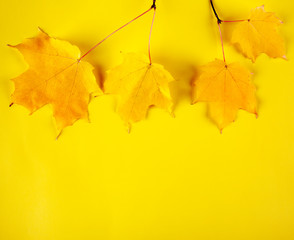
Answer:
92;63;106;93
250;67;262;115
69;39;107;92
222;21;240;54
155;55;200;112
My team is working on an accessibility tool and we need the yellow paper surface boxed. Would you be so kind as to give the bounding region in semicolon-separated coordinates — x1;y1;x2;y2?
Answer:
0;0;294;239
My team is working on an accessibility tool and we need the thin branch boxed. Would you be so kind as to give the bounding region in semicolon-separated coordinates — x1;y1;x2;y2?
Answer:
210;0;248;24
151;0;156;9
210;0;222;24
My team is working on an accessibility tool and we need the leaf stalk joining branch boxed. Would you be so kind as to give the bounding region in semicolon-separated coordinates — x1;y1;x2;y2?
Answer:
210;0;222;24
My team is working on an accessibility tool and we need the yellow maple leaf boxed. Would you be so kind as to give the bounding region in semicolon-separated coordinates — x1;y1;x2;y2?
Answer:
192;59;257;131
9;29;102;133
231;6;286;62
104;53;174;130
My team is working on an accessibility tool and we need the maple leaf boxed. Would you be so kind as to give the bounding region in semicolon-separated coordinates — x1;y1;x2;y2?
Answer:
104;53;174;130
9;29;102;133
192;59;257;131
231;6;286;62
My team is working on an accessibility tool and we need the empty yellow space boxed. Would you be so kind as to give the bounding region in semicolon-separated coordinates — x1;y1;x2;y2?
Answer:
0;0;294;239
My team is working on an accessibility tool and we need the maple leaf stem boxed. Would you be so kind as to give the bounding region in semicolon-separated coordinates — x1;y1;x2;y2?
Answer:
148;8;156;65
222;20;247;23
218;23;226;64
79;7;153;61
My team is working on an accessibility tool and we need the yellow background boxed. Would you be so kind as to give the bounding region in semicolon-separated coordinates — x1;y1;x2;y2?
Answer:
1;0;294;239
